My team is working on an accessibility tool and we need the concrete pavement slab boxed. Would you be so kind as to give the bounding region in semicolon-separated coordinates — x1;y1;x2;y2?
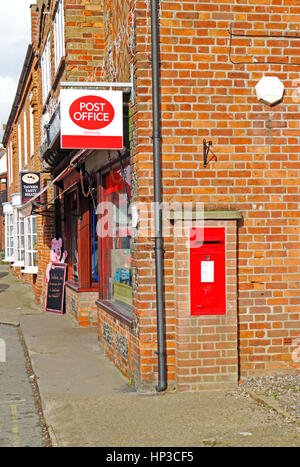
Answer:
41;391;300;447
19;313;132;396
0;265;299;448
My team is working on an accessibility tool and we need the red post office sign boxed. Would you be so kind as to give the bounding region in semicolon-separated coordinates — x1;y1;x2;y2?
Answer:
190;227;226;316
60;89;123;150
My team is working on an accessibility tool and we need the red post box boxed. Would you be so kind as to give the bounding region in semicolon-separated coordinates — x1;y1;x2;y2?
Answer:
190;227;226;316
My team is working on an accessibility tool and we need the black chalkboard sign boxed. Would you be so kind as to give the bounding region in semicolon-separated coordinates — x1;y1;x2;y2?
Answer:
45;263;67;314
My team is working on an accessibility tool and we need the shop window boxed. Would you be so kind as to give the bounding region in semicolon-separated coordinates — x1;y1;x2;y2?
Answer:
100;163;132;314
54;0;65;72
23;215;38;274
41;34;51;103
4;211;14;262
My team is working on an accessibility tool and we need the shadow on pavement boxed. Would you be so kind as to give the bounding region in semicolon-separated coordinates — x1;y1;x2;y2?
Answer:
0;284;9;293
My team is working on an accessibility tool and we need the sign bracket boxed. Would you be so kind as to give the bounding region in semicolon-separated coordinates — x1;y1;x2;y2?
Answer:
60;81;133;92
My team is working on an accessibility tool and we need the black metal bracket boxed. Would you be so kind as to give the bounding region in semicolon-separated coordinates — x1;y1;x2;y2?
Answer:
203;139;213;167
33;211;56;219
33;208;65;221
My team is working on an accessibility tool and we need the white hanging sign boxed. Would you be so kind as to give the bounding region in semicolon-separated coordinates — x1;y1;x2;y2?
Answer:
60;89;123;150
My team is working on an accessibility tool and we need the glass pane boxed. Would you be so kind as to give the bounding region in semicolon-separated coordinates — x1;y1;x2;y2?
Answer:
33;234;37;252
90;190;99;283
32;216;37;233
102;164;132;309
27;218;31;235
67;191;78;284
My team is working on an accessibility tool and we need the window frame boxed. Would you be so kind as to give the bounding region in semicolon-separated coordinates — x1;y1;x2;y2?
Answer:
13;208;25;267
90;192;99;284
64;187;80;286
22;215;38;274
7;143;13;187
54;0;65;72
10;142;13;185
29;102;35;158
18;123;22;171
41;34;51;104
3;204;14;262
23;108;28;168
64;180;99;291
97;160;132;323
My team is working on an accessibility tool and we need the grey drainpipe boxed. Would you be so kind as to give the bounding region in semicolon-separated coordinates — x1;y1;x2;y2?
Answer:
151;0;167;392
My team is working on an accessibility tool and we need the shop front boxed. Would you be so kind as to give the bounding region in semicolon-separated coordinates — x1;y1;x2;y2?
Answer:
56;84;132;332
60;149;132;333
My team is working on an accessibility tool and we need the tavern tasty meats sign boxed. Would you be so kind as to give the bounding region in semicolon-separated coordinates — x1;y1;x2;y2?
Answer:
21;172;41;204
60;89;123;150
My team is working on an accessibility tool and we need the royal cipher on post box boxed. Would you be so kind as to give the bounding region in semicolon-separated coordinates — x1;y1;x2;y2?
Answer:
190;227;226;316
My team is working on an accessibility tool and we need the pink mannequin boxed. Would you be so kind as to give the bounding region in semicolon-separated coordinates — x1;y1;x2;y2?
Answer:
46;238;68;283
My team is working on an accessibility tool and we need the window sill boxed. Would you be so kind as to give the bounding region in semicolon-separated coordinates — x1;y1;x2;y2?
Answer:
3;257;14;263
65;281;98;293
22;266;38;275
53;56;65;91
12;261;25;268
96;300;133;329
42;91;51;113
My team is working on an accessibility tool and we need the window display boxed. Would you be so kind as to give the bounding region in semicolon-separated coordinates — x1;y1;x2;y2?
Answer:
100;163;132;309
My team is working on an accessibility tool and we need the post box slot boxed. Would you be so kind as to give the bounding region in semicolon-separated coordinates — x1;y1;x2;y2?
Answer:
194;240;221;244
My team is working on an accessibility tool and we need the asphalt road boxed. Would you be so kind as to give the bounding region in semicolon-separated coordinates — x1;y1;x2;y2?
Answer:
0;324;43;447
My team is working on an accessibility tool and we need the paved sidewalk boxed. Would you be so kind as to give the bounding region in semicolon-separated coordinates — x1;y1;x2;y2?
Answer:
0;265;299;447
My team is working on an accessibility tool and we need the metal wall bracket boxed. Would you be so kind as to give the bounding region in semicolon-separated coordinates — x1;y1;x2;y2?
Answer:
203;139;213;167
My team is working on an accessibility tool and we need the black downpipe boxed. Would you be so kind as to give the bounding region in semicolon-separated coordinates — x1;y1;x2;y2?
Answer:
151;0;167;392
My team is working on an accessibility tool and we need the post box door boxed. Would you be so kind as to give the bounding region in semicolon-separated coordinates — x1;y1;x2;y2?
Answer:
190;227;226;316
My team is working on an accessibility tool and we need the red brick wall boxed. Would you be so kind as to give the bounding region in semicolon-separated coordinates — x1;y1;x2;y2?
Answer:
7;0;299;390
129;0;300;388
65;285;98;326
65;0;105;82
